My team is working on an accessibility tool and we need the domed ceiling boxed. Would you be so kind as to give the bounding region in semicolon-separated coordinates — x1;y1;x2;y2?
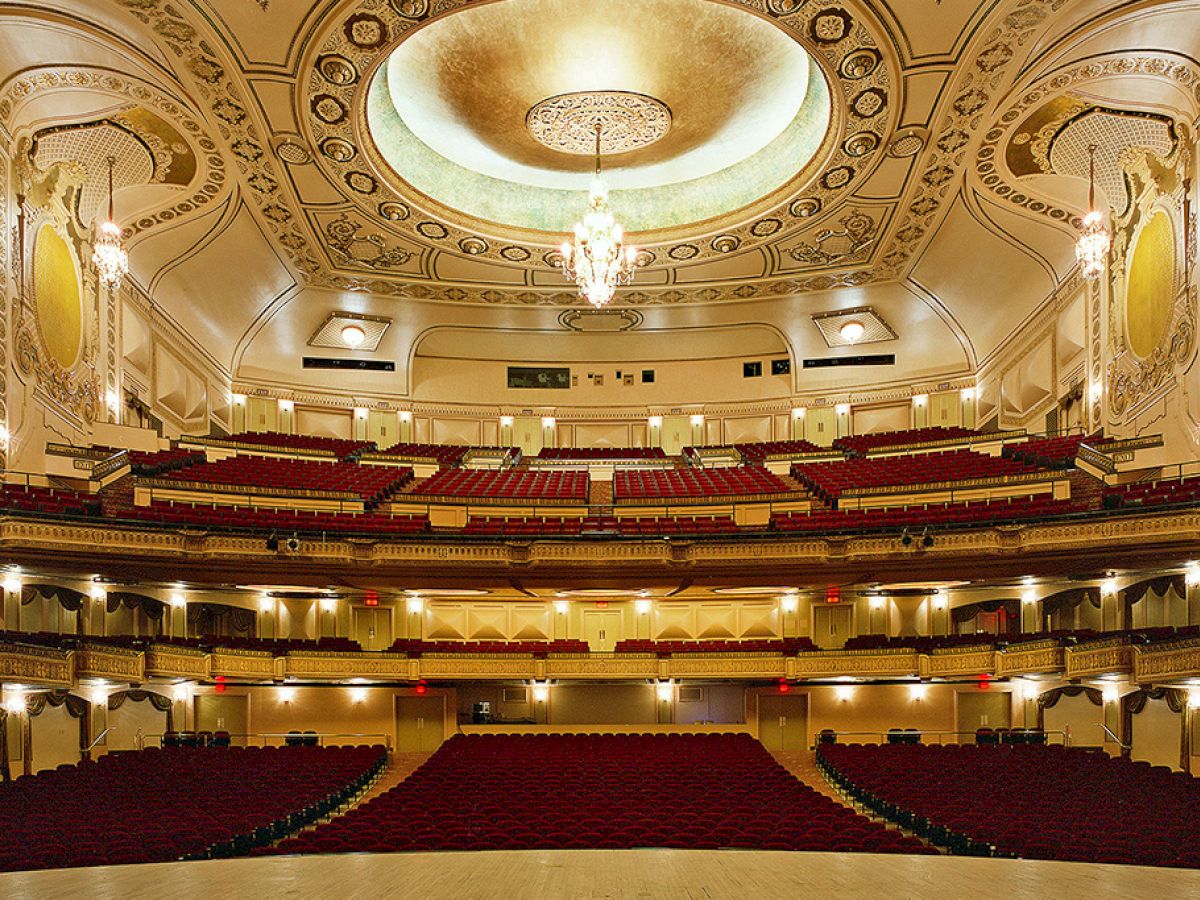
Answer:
8;0;1200;407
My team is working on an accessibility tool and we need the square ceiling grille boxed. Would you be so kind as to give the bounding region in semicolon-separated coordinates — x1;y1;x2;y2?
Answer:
812;306;897;348
308;313;391;352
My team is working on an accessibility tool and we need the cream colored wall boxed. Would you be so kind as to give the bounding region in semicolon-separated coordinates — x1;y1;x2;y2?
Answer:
104;699;169;753
30;703;80;773
1131;698;1182;770
1042;694;1105;748
545;683;658;725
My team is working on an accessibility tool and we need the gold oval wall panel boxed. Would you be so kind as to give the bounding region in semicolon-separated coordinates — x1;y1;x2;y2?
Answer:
1125;210;1175;360
33;224;83;371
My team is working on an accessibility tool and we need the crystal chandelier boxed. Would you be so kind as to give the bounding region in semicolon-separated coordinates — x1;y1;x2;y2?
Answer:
560;124;637;309
1075;144;1109;280
91;156;128;291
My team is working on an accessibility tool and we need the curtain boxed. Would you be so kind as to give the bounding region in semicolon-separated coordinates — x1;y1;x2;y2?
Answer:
1037;685;1102;709
1126;686;1186;715
187;602;256;636
107;690;173;712
1041;588;1099;616
106;592;166;621
20;584;86;612
1123;575;1188;607
24;690;88;718
952;598;1019;624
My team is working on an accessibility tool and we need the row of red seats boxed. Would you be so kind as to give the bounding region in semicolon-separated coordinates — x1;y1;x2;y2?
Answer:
613;466;792;500
223;431;374;459
461;515;741;536
167;456;413;504
270;733;934;856
772;495;1088;532
537;447;666;460
0;483;99;517
412;468;589;500
818;743;1200;867
0;745;386;872
734;439;824;461
0;630;363;655
388;639;589;656
372;443;473;466
1104;474;1200;508
834;426;977;455
130;501;428;535
126;447;206;476
614;638;817;654
1003;433;1108;469
792;449;1044;501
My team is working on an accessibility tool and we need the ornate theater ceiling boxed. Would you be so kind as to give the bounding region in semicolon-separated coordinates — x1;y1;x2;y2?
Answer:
5;0;1200;399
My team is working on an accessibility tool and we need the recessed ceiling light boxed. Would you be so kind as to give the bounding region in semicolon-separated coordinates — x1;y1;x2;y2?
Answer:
840;320;865;343
341;324;367;348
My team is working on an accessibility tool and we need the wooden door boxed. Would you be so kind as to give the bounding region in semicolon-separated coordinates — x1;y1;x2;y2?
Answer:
396;696;445;752
758;694;808;751
956;691;1010;742
352;607;393;652
583;611;623;651
812;604;853;649
195;695;248;745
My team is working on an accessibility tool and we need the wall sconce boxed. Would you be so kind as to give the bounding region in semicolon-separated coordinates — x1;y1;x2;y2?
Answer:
780;593;798;613
172;682;193;703
89;583;107;602
690;415;704;426
541;417;556;428
500;416;513;427
835;685;854;702
406;596;424;614
532;682;549;703
909;683;928;701
279;399;294;412
635;599;652;615
1188;688;1200;709
913;394;928;407
1021;589;1037;605
169;591;187;609
1100;578;1118;597
349;687;367;704
354;407;368;420
932;591;947;611
3;570;22;594
869;595;886;611
1185;562;1199;587
320;597;337;613
792;407;806;420
277;686;297;704
1102;684;1121;705
2;692;25;715
399;411;412;423
960;387;977;400
655;680;673;702
553;600;569;615
258;595;273;614
231;394;246;406
648;416;662;428
835;404;850;416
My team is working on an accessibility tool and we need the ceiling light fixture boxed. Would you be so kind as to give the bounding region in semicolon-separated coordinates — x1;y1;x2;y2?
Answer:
92;156;129;291
560;124;637;309
840;320;865;344
1075;144;1110;280
341;324;367;348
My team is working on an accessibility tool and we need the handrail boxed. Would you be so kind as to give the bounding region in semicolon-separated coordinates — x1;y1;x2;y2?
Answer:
1096;722;1131;750
85;727;112;753
814;728;1068;746
143;730;392;749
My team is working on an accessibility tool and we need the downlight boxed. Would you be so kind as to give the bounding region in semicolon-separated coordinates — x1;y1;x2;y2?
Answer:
341;324;367;348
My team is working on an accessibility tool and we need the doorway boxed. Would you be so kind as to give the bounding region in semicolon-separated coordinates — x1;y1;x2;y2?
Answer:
352;606;393;652
812;605;853;649
956;691;1011;742
195;694;248;744
583;611;623;651
395;696;445;752
757;694;808;751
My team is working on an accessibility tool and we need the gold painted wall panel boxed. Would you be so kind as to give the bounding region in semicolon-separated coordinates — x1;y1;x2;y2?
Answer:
33;224;82;370
1125;211;1175;359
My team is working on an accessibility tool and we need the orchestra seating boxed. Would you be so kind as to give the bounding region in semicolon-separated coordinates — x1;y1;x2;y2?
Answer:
220;432;374;458
0;744;386;872
130;501;428;535
817;742;1200;867
613;638;817;654
165;456;413;504
537;447;666;460
0;483;100;518
833;426;977;455
412;468;588;501
463;516;586;536
372;443;472;466
791;449;1043;501
613;466;792;500
388;639;589;656
273;733;932;855
772;495;1086;532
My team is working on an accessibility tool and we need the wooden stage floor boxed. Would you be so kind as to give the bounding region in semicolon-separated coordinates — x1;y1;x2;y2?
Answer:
1;849;1198;899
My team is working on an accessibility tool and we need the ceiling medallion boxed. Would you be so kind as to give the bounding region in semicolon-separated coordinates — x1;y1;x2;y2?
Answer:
527;91;672;155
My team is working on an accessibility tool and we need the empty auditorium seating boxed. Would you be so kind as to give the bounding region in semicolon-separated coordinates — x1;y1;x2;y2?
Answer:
372;443;472;466
834;427;978;455
274;733;931;855
537;447;666;460
818;742;1200;867
772;495;1087;533
613;466;792;500
388;639;589;656
1104;475;1200;509
412;468;588;501
731;440;825;461
792;450;1044;501
0;630;363;655
841;633;1002;652
1003;433;1108;469
126;447;206;476
463;516;585;536
164;456;413;504
221;432;374;458
0;744;385;872
463;515;743;537
0;483;100;518
130;501;428;536
614;638;817;654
